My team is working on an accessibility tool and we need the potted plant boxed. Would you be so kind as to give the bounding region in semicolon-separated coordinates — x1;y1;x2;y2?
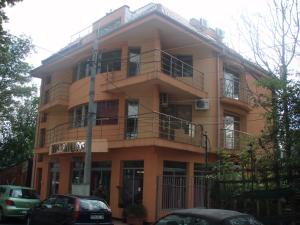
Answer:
124;204;147;225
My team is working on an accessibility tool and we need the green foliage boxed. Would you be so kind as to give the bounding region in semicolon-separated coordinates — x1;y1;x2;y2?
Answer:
0;0;22;32
0;96;38;169
124;204;147;219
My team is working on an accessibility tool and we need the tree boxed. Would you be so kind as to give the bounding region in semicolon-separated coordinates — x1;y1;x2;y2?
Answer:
0;0;37;169
238;0;300;162
0;96;38;169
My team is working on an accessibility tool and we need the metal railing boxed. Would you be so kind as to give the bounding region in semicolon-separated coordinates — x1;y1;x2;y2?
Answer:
221;129;255;151
45;111;204;148
41;82;70;106
96;49;205;91
222;78;251;104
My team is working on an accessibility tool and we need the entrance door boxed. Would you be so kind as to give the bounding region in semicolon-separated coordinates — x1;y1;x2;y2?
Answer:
91;161;111;204
49;162;60;195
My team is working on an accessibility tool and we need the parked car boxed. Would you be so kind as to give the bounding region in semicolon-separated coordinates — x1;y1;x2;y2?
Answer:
0;185;41;222
154;208;264;225
27;194;113;225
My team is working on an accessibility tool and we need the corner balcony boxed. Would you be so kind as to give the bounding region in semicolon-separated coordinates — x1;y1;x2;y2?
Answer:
221;129;255;152
45;112;205;154
39;82;70;112
220;79;252;112
103;49;207;98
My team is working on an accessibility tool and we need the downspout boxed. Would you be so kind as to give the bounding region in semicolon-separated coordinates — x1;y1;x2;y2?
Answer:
217;54;221;150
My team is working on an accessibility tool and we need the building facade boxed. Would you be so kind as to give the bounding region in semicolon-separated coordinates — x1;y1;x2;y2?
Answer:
31;3;268;222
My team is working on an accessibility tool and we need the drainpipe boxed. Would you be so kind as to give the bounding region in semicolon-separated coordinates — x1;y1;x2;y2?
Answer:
217;54;221;150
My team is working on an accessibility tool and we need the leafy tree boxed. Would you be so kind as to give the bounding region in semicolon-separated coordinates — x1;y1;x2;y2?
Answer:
238;0;300;163
0;96;38;169
0;0;37;169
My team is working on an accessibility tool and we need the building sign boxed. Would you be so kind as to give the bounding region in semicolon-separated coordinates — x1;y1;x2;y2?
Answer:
50;141;86;155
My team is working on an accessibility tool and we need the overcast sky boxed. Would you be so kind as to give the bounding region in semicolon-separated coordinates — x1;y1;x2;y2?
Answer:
4;0;270;69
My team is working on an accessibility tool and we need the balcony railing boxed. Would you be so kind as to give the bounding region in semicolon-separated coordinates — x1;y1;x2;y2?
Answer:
221;129;255;151
42;82;70;106
102;49;205;91
221;79;251;104
46;111;204;149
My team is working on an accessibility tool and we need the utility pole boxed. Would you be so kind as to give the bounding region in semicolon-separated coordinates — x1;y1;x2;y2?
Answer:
83;39;98;195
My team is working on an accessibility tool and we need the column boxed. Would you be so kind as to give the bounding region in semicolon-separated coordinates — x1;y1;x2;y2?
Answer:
58;156;71;194
186;162;194;208
152;85;160;137
40;156;49;200
110;158;122;218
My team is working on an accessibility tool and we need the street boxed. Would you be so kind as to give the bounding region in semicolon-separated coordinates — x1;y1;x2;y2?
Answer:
0;218;25;225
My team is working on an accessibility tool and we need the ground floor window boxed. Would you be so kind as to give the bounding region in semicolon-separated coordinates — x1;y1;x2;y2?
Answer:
120;160;144;207
91;161;111;203
162;161;187;209
49;162;60;195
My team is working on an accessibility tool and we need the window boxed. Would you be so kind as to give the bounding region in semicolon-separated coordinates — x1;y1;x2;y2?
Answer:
97;50;121;73
98;18;121;37
96;100;119;125
155;214;210;225
44;75;51;85
49;162;60;195
161;53;193;77
74;57;92;81
125;100;139;139
121;161;144;206
40;113;47;123
224;114;240;149
72;160;84;184
128;48;141;76
70;104;88;128
39;128;46;147
224;70;240;100
10;188;39;199
43;90;49;105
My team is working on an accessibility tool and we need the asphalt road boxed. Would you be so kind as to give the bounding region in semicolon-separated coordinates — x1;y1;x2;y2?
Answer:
0;218;25;225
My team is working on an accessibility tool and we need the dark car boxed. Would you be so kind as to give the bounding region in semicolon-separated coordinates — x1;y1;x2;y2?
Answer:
154;208;263;225
26;194;113;225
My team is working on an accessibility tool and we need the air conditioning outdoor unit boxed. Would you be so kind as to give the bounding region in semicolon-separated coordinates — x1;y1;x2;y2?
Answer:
160;93;169;107
195;99;209;110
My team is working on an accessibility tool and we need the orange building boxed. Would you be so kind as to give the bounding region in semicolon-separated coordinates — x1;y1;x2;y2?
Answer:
31;4;268;222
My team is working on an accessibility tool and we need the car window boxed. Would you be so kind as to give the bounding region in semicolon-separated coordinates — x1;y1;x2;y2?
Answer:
10;188;39;199
42;197;57;208
155;214;208;225
79;199;109;211
54;196;69;208
226;216;263;225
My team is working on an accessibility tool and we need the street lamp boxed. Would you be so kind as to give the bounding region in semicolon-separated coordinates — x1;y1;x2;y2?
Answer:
247;143;254;192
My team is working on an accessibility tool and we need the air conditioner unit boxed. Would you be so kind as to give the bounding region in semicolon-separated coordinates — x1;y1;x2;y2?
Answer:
199;18;208;28
215;28;225;39
195;99;209;110
160;93;169;107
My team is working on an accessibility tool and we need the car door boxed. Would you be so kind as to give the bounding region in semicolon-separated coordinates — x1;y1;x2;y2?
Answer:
49;196;74;225
31;196;57;225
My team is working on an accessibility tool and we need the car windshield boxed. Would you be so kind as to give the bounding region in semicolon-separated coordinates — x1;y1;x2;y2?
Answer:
10;188;39;199
80;199;110;211
226;216;263;225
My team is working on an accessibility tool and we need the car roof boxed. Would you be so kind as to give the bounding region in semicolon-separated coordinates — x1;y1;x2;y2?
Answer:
0;185;35;190
170;208;249;222
51;194;105;201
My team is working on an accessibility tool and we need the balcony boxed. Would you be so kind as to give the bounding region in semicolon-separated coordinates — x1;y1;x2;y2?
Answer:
221;79;252;111
221;129;255;152
45;112;205;154
103;49;206;98
40;82;70;112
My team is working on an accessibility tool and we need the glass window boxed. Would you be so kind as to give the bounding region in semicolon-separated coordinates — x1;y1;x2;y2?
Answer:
98;50;122;73
71;104;88;128
120;160;144;207
161;53;193;77
80;199;110;211
125;100;139;139
42;197;56;208
39;128;46;147
10;188;39;199
98;18;121;37
49;162;60;195
96;100;119;125
224;114;240;149
155;214;210;225
128;48;141;76
72;160;84;185
224;70;240;100
226;216;263;225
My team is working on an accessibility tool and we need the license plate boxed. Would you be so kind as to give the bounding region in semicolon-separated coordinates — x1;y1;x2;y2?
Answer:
90;214;104;220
